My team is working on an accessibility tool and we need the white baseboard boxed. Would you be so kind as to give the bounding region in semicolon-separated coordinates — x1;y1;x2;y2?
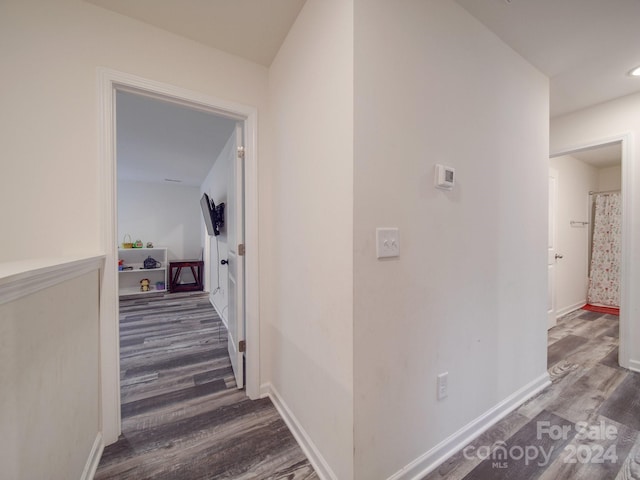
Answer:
261;382;337;480
556;301;585;318
81;432;104;480
387;373;551;480
628;359;640;373
209;294;228;330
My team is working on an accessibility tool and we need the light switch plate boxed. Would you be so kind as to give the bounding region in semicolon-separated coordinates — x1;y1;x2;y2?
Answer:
376;228;400;258
437;372;449;400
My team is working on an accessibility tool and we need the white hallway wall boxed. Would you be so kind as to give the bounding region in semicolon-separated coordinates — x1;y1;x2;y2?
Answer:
266;0;354;478
118;180;202;261
0;270;100;480
353;0;549;478
551;93;640;371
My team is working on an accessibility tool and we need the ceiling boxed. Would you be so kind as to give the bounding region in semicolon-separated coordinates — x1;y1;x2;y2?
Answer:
89;0;640;117
454;0;640;117
567;143;621;169
85;0;307;66
116;91;236;186
104;0;634;183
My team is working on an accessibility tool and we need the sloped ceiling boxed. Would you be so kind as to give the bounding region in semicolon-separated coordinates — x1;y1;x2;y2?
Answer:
116;91;236;186
85;0;307;66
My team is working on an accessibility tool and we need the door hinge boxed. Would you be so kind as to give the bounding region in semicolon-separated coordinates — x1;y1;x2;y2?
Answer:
237;146;245;159
238;244;245;256
239;340;246;353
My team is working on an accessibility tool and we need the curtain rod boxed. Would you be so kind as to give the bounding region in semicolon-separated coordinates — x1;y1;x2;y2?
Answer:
589;189;620;195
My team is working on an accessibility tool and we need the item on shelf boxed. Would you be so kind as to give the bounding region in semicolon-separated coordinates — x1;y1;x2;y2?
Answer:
122;234;133;249
146;242;154;248
143;256;161;269
118;259;124;271
118;247;167;296
133;239;143;248
140;278;150;292
155;281;165;290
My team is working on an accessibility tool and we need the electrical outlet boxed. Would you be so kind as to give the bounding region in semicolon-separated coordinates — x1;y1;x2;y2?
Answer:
437;372;448;400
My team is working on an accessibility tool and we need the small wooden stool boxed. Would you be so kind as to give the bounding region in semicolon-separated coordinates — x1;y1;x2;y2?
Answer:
169;260;204;292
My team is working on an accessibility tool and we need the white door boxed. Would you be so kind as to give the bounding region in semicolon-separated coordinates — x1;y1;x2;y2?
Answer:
548;168;559;329
227;123;245;388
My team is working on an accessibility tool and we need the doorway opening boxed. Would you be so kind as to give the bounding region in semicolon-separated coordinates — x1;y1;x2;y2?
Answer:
115;87;246;395
98;69;260;445
549;135;629;370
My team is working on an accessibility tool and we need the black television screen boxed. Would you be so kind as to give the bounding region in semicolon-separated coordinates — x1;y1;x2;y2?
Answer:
200;193;218;236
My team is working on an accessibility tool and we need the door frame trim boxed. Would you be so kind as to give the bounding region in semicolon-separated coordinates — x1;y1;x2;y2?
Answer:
547;167;559;329
550;132;631;369
97;68;260;444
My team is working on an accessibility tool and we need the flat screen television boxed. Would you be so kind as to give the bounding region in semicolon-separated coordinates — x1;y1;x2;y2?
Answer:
200;193;224;236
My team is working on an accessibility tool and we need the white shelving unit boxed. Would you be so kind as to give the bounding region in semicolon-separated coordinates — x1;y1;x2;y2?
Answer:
118;247;168;296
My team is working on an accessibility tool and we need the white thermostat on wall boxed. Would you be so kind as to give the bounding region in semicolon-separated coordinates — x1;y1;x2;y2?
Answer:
435;164;455;190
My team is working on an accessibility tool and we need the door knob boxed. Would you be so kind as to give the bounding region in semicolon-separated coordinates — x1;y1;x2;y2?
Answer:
555;253;564;259
221;259;229;265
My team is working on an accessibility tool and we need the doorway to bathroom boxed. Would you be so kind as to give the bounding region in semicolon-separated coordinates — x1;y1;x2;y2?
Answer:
549;141;622;323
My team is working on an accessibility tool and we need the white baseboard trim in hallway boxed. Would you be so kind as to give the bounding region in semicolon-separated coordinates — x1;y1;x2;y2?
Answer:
386;373;551;480
82;432;104;480
555;301;586;318
628;359;640;373
261;383;337;480
209;294;228;330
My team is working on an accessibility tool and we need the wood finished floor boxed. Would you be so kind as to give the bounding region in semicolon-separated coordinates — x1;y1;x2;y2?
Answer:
94;292;318;480
424;309;640;480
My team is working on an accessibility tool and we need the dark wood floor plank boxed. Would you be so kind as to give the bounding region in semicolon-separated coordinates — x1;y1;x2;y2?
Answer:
123;347;224;377
120;387;248;433
462;411;574;480
102;398;279;468
571;316;619;338
120;379;228;418
578;311;605;321
193;366;234;385
538;416;636;480
547;334;589;368
599;374;640;431
547;313;588;345
518;364;586;420
562;335;618;369
547;363;627;425
423;411;531;480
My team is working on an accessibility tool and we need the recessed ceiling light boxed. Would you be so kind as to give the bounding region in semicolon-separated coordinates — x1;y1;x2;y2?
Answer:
629;66;640;77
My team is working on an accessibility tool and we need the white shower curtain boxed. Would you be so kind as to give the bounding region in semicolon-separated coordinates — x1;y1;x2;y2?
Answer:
587;193;622;307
